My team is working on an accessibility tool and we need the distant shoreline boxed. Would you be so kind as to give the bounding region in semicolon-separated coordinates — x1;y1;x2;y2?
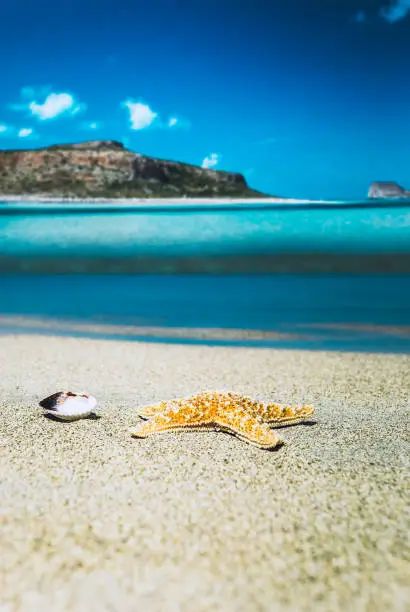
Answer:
2;194;410;210
0;194;312;205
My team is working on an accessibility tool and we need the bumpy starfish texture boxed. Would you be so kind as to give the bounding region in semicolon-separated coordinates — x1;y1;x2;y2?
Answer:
221;392;314;426
131;391;314;450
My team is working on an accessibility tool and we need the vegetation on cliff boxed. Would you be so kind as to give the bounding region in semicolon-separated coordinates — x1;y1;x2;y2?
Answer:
0;140;269;198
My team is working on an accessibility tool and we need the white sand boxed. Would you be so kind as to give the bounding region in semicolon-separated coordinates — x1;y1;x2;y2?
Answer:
0;194;318;205
1;334;409;611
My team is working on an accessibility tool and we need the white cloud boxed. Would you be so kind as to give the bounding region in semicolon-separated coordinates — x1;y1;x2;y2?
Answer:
354;10;367;22
380;0;410;22
10;88;85;120
123;100;158;130
28;92;84;120
18;128;33;138
122;101;190;131
0;124;8;133
167;116;191;129
80;121;102;131
202;153;221;169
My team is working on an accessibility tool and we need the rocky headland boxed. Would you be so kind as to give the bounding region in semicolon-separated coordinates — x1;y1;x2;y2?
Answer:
368;181;410;199
0;140;268;199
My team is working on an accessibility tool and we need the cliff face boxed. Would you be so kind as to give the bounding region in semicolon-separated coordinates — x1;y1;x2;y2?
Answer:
368;181;410;199
0;140;266;198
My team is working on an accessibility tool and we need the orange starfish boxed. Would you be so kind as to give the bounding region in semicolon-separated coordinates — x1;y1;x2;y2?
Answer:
130;391;314;450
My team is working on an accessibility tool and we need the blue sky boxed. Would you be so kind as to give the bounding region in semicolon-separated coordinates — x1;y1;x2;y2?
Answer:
1;0;410;200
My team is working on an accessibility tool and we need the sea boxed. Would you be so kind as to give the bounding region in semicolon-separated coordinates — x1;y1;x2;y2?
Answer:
1;198;410;353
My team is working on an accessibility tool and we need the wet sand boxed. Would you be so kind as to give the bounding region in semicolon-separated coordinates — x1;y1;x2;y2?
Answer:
1;334;409;611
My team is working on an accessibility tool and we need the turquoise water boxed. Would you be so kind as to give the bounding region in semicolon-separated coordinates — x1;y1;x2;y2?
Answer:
1;200;410;351
1;200;410;262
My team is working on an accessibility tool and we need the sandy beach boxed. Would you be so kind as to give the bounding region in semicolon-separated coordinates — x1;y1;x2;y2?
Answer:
0;195;311;205
1;334;409;611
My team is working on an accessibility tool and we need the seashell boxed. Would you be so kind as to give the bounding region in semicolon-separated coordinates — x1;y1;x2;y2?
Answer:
39;391;97;421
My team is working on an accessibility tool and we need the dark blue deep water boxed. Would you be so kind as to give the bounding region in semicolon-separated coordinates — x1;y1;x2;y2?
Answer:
1;274;409;353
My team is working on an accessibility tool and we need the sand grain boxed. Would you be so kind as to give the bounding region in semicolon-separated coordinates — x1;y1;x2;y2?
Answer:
1;335;409;611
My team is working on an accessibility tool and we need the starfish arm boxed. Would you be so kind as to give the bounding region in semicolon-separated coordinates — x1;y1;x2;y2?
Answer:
263;403;315;426
220;392;314;426
136;392;217;419
131;397;216;438
215;407;284;449
137;400;170;419
130;416;217;438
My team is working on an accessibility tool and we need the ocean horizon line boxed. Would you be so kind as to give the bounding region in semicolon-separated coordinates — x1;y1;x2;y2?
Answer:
2;195;410;215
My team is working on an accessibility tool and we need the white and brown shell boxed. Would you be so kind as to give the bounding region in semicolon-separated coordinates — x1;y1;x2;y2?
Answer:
39;391;97;421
